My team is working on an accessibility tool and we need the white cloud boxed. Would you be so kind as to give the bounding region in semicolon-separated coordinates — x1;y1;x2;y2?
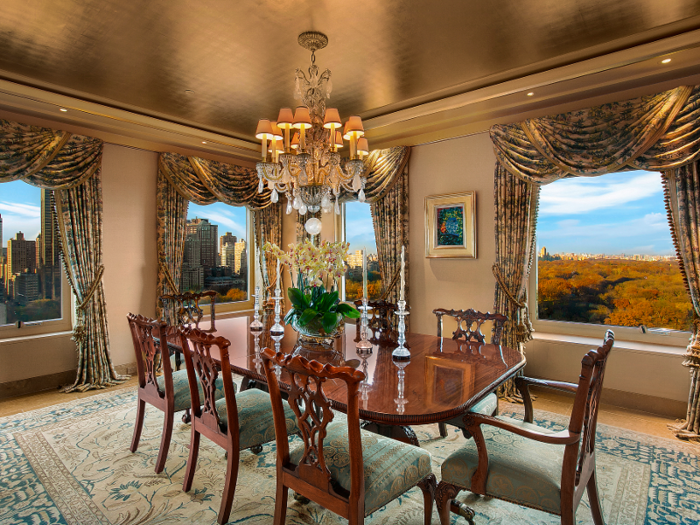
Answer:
539;172;662;215
204;212;246;239
0;201;40;217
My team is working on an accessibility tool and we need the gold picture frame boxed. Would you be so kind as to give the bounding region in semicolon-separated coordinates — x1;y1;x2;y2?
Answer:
425;191;476;258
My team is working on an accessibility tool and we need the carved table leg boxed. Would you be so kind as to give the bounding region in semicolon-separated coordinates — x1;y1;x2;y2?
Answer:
361;421;420;446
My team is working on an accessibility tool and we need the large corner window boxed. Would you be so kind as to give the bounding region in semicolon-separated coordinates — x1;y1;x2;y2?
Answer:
1;180;71;338
342;201;382;301
183;202;253;311
533;170;692;343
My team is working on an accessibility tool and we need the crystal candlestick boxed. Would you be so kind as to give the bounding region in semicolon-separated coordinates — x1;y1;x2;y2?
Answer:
271;333;284;381
252;331;263;374
392;299;410;358
250;286;263;331
356;297;373;352
393;356;409;414
270;284;285;336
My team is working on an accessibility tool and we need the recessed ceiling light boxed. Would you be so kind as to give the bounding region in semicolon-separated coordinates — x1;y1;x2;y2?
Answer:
527;92;535;97
661;58;672;64
59;108;68;112
202;141;207;144
184;89;195;95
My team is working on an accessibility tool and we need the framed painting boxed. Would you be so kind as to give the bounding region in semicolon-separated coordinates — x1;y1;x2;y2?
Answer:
425;191;476;258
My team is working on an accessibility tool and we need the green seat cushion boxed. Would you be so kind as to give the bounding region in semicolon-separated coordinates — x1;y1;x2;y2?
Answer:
157;369;230;413
440;415;563;514
215;389;298;450
290;420;432;515
442;393;498;429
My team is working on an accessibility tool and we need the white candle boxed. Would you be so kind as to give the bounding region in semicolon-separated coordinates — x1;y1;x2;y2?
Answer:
362;248;367;299
399;245;405;301
276;257;280;290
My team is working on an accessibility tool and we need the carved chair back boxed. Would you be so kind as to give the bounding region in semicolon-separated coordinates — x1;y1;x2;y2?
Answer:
433;308;507;345
354;299;398;343
161;290;217;331
562;330;614;497
179;328;238;439
261;348;366;511
127;313;175;399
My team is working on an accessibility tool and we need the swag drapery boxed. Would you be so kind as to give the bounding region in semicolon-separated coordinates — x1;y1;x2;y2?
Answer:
490;85;700;439
0;119;126;392
156;152;279;320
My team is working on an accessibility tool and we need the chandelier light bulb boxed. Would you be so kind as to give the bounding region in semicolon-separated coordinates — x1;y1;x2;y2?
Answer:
304;217;323;236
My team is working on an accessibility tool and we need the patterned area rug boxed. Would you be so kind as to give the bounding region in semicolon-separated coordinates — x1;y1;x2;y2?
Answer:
1;386;699;525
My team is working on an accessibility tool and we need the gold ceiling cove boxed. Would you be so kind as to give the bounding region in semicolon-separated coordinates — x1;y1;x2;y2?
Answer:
255;31;369;229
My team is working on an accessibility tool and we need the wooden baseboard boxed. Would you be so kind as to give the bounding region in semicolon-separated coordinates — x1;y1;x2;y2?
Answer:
0;362;137;400
601;388;687;419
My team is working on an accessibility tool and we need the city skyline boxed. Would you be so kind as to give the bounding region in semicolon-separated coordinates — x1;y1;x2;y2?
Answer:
345;201;377;256
538;170;675;256
1;180;41;240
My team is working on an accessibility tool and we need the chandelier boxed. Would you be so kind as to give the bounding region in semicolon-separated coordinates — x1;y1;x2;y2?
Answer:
255;31;368;228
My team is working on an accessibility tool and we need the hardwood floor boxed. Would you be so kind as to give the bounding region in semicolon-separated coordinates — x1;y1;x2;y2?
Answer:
0;378;683;441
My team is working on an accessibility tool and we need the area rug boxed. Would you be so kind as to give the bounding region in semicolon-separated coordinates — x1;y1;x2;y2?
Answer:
1;386;699;525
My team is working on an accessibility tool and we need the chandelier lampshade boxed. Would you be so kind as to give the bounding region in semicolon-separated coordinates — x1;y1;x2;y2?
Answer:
255;31;369;227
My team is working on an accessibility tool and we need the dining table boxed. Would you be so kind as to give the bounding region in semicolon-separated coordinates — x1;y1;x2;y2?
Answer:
184;312;526;446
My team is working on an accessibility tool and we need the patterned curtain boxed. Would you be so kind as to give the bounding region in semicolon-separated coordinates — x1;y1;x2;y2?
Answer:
155;170;189;324
0;119;123;392
371;165;409;306
663;164;700;441
490;84;700;433
156;152;274;315
253;203;283;303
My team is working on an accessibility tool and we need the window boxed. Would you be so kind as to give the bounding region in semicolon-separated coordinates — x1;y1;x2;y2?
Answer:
183;202;253;311
1;180;71;337
533;170;693;342
342;201;383;301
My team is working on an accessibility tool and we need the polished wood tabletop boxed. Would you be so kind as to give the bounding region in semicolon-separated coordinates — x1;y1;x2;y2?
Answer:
194;313;526;427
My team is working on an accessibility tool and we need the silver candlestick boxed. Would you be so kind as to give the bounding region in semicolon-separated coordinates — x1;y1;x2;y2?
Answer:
250;286;263;331
392;299;410;358
252;331;263;374
271;333;284;381
356;297;373;352
270;282;285;336
393;356;409;414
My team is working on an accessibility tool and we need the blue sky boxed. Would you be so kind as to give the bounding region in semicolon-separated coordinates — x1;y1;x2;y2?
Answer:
188;202;247;241
537;170;674;256
1;180;41;241
345;201;377;255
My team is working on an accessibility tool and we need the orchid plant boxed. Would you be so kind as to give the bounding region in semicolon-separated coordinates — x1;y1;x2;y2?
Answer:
264;240;360;334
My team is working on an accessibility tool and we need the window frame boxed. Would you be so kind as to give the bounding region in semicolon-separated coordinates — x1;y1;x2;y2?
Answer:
0;270;72;340
197;207;255;315
529;182;691;348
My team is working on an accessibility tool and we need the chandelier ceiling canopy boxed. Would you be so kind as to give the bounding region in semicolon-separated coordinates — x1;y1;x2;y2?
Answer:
255;31;368;220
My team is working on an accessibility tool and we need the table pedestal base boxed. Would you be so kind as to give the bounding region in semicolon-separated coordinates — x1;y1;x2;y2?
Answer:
360;421;419;447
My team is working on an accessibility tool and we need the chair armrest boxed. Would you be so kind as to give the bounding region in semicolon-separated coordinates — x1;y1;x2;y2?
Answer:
514;376;578;423
464;411;580;495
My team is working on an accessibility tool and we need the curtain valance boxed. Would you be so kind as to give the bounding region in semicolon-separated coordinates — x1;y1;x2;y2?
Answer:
361;146;411;202
159;152;272;208
0;120;103;189
491;85;700;184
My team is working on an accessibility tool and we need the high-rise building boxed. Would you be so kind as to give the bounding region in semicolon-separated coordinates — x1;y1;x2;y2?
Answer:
347;250;363;268
220;232;237;258
222;243;237;271
186;218;218;267
8;232;36;275
38;189;61;299
234;240;246;274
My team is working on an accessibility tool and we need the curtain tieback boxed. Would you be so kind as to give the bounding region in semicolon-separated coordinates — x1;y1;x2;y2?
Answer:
380;267;402;301
72;264;104;346
159;262;181;295
492;264;533;344
683;318;700;368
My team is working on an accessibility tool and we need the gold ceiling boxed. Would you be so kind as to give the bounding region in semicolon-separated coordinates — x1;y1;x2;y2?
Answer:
1;0;700;143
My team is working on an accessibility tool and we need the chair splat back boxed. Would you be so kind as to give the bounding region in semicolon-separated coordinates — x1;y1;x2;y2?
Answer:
161;290;217;330
568;329;615;488
128;313;172;398
261;349;366;501
354;299;400;342
179;328;237;436
433;308;507;345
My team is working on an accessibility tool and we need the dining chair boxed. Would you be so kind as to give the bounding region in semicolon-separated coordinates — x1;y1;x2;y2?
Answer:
435;330;615;525
127;313;226;474
433;308;508;438
161;290;217;332
353;298;398;343
261;347;437;525
179;327;298;525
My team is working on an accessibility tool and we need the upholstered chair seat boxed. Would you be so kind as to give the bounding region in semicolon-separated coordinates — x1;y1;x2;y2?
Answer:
214;388;298;451
157;369;229;413
290;419;432;515
439;393;498;431
440;416;562;514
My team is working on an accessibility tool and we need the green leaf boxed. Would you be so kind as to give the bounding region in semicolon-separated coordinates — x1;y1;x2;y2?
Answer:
316;292;337;313
288;288;308;310
322;312;340;334
336;303;361;318
298;308;319;327
283;308;297;325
